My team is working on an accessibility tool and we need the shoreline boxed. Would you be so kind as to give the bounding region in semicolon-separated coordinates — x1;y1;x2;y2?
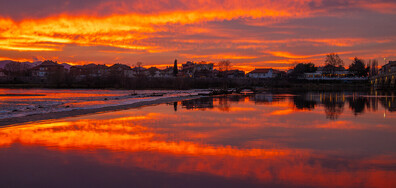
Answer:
0;95;203;126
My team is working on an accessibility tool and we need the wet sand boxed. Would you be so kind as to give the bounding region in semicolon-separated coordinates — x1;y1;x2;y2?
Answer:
0;95;202;126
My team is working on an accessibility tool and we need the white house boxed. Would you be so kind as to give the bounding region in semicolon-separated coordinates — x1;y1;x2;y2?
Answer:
124;67;146;78
145;67;162;77
160;67;175;78
248;69;276;78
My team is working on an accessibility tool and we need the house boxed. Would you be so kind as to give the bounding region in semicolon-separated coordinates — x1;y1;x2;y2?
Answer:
108;64;131;77
109;64;131;72
224;70;245;78
125;66;147;78
145;67;161;77
273;69;286;77
181;61;214;78
379;61;396;75
70;64;108;80
195;62;214;72
160;67;175;78
31;60;66;78
304;66;361;80
322;66;350;77
247;69;282;78
181;97;214;110
303;66;325;79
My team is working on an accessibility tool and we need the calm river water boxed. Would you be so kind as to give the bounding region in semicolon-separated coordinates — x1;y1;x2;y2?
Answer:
0;91;395;187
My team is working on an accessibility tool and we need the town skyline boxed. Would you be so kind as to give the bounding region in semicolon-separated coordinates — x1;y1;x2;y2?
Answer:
0;55;392;72
1;0;396;71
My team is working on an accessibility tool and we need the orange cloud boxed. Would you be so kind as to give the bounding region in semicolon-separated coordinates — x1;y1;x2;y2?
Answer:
181;54;260;60
269;51;313;59
0;0;395;69
0;3;312;53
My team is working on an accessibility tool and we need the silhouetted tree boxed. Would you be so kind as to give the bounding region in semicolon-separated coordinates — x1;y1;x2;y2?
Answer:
173;59;178;76
217;60;232;79
349;57;368;77
4;61;21;75
325;53;344;67
290;62;317;77
218;60;231;72
368;59;378;76
4;61;29;77
136;62;143;77
324;53;344;74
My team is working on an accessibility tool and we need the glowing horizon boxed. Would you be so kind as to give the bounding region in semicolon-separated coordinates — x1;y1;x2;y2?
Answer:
0;0;396;71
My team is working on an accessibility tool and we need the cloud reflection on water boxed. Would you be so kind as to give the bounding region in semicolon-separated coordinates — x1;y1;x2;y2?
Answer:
0;92;396;187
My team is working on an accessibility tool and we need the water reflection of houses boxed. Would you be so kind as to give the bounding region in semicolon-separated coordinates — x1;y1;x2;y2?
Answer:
347;95;372;115
250;94;274;103
181;97;214;110
292;92;395;118
293;94;317;110
228;94;247;102
295;93;350;117
318;93;345;119
377;93;396;112
295;92;368;119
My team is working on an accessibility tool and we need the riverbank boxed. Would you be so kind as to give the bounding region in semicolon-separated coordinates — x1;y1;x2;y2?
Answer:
0;95;202;126
0;78;372;91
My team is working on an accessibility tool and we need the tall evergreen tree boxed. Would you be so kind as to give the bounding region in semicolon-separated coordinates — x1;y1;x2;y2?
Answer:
349;57;368;77
173;59;178;76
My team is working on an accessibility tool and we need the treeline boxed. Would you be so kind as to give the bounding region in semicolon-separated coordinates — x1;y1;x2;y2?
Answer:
288;53;378;78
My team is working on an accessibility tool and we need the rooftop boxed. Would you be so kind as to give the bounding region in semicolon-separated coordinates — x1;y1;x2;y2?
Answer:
249;69;272;74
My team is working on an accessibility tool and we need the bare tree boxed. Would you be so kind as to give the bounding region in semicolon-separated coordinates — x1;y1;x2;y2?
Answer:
324;53;344;74
4;62;21;74
3;61;30;77
218;60;231;72
136;61;142;68
325;53;344;67
136;62;143;76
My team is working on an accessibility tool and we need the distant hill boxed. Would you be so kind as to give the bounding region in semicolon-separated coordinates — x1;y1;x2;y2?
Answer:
0;60;41;69
0;60;71;70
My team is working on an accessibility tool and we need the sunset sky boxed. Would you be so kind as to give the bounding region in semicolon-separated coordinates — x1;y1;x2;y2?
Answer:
1;0;396;71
